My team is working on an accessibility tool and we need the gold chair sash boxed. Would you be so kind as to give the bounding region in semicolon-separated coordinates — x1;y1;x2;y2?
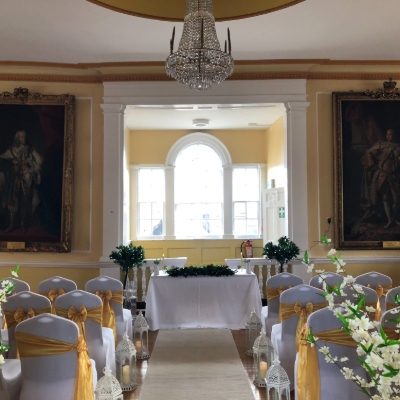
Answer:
94;290;123;344
15;331;93;400
297;326;357;400
39;288;66;314
386;302;398;312
55;305;102;340
3;306;51;358
280;300;328;352
367;283;392;321
382;326;399;341
266;285;292;302
1;292;18;329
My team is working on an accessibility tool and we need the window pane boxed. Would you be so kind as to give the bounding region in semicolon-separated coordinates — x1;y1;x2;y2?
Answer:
151;219;163;235
234;220;246;235
247;202;259;219
139;203;151;219
247;219;258;235
139;220;152;236
139;168;165;202
152;203;163;220
234;202;246;218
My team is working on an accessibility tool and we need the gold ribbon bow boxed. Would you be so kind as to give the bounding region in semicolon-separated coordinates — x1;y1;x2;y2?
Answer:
367;283;392;321
39;288;66;314
14;306;35;324
266;285;292;302
55;304;102;341
16;332;93;400
297;326;358;400
280;300;328;352
94;290;123;345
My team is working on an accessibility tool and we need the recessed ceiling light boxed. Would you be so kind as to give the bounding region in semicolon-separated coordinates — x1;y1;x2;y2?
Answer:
193;119;209;127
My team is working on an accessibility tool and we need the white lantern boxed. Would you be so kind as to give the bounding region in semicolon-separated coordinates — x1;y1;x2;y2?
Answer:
246;310;262;356
253;328;274;387
133;311;150;359
95;366;123;400
115;332;137;391
266;356;291;400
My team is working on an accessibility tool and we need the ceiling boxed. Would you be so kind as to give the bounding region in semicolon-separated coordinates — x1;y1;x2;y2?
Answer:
0;0;399;64
125;104;284;130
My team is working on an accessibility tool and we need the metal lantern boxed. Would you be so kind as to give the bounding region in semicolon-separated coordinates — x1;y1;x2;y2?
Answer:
266;356;291;400
95;366;123;400
246;310;262;356
115;332;137;392
133;311;150;359
253;328;274;387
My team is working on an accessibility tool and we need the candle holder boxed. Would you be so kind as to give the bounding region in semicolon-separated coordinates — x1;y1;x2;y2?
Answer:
133;311;150;359
253;328;274;387
115;332;137;392
266;356;291;400
95;366;123;400
244;259;251;274
246;310;262;356
154;259;161;276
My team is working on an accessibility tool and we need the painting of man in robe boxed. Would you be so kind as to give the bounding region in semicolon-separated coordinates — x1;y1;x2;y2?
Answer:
0;104;65;243
340;100;400;245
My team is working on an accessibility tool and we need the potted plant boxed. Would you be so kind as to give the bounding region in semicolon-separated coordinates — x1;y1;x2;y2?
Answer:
262;236;300;273
109;243;145;289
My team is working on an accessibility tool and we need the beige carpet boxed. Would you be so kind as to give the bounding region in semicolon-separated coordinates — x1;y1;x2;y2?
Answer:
139;329;255;400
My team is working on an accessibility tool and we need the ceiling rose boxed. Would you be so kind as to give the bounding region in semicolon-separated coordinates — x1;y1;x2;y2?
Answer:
87;0;303;21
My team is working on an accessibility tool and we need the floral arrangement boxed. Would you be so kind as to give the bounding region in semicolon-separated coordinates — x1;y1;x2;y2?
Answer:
165;264;237;278
263;236;300;272
302;236;400;400
0;265;21;365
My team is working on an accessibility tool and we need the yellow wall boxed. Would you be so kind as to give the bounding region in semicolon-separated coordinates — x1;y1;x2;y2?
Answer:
307;79;400;286
265;116;285;187
0;81;104;288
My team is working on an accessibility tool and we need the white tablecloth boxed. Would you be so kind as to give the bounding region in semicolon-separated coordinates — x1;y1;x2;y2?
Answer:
146;270;262;330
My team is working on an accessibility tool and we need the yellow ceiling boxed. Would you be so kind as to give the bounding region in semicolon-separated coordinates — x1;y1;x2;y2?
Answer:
87;0;303;21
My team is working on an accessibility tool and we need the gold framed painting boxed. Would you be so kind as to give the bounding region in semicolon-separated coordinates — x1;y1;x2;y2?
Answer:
334;79;400;250
0;88;74;252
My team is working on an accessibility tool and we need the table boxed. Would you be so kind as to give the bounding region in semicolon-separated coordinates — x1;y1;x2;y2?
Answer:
145;270;262;330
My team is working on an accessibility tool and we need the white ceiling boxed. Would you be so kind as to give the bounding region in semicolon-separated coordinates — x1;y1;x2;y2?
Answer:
0;0;399;63
125;104;284;130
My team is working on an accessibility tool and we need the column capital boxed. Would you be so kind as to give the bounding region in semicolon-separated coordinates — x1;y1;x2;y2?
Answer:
284;101;310;112
165;165;176;171
222;165;234;171
100;104;126;114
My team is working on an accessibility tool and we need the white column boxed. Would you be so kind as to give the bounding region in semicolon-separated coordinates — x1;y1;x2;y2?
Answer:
284;101;311;282
100;104;126;262
129;166;139;241
223;165;234;239
164;166;176;239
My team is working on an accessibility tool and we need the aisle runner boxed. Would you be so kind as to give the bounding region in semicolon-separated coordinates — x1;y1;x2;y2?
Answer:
139;329;255;400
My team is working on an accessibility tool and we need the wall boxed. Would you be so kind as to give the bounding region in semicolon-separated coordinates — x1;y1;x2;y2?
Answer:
307;79;400;286
0;80;104;289
265;116;285;188
128;128;272;264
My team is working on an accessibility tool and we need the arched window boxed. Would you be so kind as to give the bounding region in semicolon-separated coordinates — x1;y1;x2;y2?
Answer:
175;144;223;237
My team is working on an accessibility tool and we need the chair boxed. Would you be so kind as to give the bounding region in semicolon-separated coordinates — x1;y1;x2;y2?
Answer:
2;291;51;358
0;359;21;400
54;290;116;379
354;272;392;318
38;276;77;313
271;284;327;388
381;306;400;339
15;313;96;400
295;307;369;400
262;273;303;337
385;286;400;311
309;272;343;290
85;276;132;343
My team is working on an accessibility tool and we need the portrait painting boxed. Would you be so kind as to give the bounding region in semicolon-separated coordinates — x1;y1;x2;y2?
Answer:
0;88;74;252
334;81;400;249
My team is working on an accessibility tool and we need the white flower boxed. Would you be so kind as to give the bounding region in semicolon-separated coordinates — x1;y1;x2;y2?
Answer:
327;238;332;243
319;346;330;355
307;263;314;273
343;276;355;285
0;354;4;365
340;357;349;362
366;306;376;312
327;249;337;256
342;367;354;380
325;293;334;304
315;269;325;274
11;270;18;278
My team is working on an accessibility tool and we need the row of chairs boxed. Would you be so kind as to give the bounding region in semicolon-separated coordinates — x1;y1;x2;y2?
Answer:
261;271;396;399
0;275;133;400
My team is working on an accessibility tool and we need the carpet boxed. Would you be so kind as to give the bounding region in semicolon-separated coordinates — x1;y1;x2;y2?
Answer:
139;329;255;400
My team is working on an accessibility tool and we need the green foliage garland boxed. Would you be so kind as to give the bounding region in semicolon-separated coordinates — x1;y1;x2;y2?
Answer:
262;236;300;272
165;264;237;278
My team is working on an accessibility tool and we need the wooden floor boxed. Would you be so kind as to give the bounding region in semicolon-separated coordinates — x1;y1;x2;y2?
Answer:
123;330;293;400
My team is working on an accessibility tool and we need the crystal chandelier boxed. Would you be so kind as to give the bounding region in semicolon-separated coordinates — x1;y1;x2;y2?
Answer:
165;0;234;91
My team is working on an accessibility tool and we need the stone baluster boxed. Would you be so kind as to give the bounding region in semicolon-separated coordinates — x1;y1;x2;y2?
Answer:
266;264;272;281
274;263;280;275
257;264;263;298
283;264;288;273
141;265;147;301
133;268;138;297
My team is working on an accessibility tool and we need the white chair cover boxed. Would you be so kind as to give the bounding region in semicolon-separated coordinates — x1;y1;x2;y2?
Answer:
309;272;343;290
38;276;77;293
271;284;327;388
2;291;51;358
295;307;369;400
54;290;116;379
85;276;133;343
354;272;392;314
381;306;400;330
385;286;400;310
333;285;378;309
263;273;303;337
0;359;21;400
15;313;96;400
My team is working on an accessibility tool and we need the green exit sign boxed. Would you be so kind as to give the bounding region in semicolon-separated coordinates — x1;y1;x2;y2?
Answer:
279;207;285;218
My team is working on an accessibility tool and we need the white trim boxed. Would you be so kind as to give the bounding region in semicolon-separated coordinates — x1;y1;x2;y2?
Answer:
310;257;400;264
165;132;232;166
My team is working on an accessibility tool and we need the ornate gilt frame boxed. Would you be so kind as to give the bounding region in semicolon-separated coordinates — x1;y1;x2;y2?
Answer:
334;79;400;250
0;87;74;252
